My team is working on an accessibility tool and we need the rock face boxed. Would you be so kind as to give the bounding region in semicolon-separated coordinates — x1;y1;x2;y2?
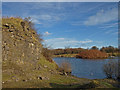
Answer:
2;18;42;63
2;17;57;83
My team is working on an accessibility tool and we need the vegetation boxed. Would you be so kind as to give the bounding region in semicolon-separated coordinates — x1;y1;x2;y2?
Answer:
51;48;86;55
2;17;119;88
42;47;53;62
100;46;119;53
76;49;108;59
53;54;77;57
51;46;119;58
103;60;120;79
57;61;72;75
91;46;99;50
2;17;58;88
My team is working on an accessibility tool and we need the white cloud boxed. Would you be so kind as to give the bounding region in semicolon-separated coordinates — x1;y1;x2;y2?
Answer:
105;30;114;34
112;31;118;35
99;22;118;29
44;38;93;48
71;21;83;26
29;14;62;26
31;14;61;22
80;40;93;43
84;8;118;25
44;31;52;36
31;18;42;24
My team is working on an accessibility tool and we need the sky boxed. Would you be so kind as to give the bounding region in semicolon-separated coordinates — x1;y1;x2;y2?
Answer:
2;2;118;49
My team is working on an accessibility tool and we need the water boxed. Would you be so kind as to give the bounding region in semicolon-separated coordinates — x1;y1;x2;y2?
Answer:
53;57;118;79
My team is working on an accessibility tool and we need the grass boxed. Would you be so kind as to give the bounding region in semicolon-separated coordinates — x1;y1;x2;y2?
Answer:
2;17;119;88
53;54;78;57
2;57;119;88
2;54;119;88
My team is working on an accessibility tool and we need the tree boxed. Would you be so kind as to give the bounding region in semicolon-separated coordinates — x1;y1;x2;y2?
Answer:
91;46;98;50
100;46;119;53
100;47;106;52
103;60;120;79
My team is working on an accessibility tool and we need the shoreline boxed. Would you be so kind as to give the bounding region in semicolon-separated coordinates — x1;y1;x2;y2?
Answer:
53;53;118;59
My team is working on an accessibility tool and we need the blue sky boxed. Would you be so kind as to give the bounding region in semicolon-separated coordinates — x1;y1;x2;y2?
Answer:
2;2;118;49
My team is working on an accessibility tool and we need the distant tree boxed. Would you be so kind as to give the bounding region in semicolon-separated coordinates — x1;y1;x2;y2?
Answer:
100;46;119;53
107;46;114;53
91;46;99;50
65;46;70;49
100;47;106;52
76;49;108;59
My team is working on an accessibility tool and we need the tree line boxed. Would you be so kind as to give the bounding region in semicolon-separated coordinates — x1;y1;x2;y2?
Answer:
50;46;119;55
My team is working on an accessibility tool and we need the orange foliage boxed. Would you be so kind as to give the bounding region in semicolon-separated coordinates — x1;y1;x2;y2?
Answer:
76;49;108;59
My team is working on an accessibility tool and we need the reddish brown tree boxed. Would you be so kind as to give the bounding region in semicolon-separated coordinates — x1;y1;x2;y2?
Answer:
76;49;108;59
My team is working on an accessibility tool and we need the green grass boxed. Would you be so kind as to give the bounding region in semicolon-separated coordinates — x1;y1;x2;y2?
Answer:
2;59;118;88
2;17;119;88
53;54;78;57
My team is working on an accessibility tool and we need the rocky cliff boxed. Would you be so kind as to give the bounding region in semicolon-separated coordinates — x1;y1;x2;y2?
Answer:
2;17;58;87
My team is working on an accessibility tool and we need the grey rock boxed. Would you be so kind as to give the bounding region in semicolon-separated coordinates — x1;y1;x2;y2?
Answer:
37;76;42;80
44;65;48;68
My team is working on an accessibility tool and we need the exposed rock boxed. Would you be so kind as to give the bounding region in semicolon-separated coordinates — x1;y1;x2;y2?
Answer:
22;79;27;82
15;78;19;82
29;78;32;80
44;65;48;68
3;23;9;28
9;29;13;32
37;76;42;80
2;17;58;85
37;75;49;80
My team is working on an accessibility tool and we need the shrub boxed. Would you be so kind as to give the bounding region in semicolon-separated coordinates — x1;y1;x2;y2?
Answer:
76;49;108;59
42;48;53;62
103;60;120;79
58;61;72;75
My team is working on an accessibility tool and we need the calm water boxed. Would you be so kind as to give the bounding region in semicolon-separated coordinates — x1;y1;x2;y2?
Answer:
53;57;118;79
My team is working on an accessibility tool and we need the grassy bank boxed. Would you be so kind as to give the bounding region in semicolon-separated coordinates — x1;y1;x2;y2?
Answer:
3;72;119;88
53;54;78;58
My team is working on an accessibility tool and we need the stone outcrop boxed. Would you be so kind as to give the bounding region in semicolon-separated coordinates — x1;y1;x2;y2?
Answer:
2;17;57;83
2;18;43;63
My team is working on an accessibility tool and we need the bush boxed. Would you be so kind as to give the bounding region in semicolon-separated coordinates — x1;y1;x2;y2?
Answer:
76;49;108;59
103;60;119;79
58;61;72;75
42;48;53;62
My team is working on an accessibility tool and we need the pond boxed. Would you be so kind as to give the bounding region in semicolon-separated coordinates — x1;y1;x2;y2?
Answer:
53;57;118;79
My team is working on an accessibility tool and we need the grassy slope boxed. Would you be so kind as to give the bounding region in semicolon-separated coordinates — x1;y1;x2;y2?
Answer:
2;17;119;88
